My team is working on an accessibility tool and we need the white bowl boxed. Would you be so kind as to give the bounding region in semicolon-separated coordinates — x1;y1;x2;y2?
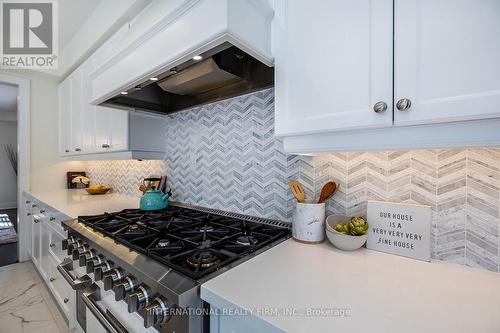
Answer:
325;215;368;251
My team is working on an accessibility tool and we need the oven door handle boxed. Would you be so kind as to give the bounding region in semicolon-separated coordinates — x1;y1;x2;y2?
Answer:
81;284;129;333
57;258;92;290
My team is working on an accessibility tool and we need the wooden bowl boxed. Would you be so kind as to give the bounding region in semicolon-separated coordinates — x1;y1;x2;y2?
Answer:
86;187;111;195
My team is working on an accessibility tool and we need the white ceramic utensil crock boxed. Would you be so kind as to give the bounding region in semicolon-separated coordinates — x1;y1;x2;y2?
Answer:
292;200;326;244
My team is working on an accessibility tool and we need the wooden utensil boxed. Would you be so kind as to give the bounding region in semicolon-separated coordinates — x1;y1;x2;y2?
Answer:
289;180;305;203
318;182;338;204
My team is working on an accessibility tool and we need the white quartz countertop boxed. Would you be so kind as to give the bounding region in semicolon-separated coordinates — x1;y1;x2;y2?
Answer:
26;189;140;218
201;239;500;333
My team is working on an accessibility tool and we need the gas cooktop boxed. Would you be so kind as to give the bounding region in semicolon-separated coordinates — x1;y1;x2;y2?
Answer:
78;205;291;280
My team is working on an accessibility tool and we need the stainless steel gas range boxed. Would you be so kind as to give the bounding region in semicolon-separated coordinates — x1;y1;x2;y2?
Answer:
58;202;291;333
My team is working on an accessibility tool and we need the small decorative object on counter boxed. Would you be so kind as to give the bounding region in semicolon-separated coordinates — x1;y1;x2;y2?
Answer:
292;200;326;244
326;215;369;251
86;184;111;195
139;188;172;211
366;200;431;261
67;171;89;189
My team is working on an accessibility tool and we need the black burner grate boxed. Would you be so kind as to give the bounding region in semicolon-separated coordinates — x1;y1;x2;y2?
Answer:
78;206;290;280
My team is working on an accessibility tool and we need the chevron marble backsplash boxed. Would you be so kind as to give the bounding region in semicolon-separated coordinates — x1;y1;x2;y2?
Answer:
86;160;165;196
85;88;499;273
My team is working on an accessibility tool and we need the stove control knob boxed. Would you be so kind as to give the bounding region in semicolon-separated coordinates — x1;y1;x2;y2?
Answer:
79;249;97;267
114;276;138;301
103;268;124;291
94;261;113;281
72;243;90;260
144;296;172;328
127;285;151;313
65;237;81;254
62;236;77;250
86;254;105;274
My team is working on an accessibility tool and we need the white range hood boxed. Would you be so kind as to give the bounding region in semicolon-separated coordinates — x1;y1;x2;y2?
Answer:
90;0;274;107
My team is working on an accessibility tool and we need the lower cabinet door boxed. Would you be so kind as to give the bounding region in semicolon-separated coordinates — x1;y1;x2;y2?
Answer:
31;214;41;267
48;255;72;318
39;220;51;279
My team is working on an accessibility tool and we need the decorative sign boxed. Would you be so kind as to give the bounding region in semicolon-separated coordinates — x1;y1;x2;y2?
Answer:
366;200;431;261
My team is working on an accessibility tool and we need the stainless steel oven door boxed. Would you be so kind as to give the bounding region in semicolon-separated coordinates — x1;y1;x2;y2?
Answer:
81;284;130;333
58;258;129;333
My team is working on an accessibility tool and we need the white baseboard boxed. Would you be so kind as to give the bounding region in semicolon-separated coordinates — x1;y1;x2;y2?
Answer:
0;202;17;210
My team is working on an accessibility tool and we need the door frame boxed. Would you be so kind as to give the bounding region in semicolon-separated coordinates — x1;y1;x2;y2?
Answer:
0;73;31;262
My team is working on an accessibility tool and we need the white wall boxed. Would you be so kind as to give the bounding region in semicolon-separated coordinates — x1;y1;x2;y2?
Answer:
0;70;85;192
0;121;17;208
28;74;85;191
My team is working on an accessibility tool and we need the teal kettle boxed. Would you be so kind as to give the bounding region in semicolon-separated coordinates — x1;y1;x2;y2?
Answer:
140;189;171;211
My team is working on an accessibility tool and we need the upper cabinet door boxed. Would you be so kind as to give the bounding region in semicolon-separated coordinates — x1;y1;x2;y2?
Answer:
274;0;393;136
70;69;84;154
58;78;72;155
394;0;500;125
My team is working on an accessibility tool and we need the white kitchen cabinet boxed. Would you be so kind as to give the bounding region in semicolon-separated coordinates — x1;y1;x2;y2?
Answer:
70;69;84;154
276;0;500;153
23;194;73;322
394;0;500;126
274;0;394;136
31;212;41;268
58;62;165;159
58;78;72;155
39;214;51;279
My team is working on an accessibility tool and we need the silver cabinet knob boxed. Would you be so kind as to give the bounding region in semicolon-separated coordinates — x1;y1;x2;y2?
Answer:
50;277;56;282
39;209;45;214
373;101;387;113
34;219;40;223
396;98;412;111
75;148;82;152
49;243;55;248
65;149;70;153
49;217;56;221
63;298;69;303
101;144;110;148
25;200;31;204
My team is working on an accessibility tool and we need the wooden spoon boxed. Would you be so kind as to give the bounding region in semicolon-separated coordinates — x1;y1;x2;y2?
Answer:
289;180;305;203
318;182;338;204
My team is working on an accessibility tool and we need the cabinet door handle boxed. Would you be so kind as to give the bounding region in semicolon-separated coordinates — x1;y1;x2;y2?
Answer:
373;101;387;113
25;200;31;204
39;209;45;213
65;150;70;153
75;148;82;152
50;277;56;282
34;219;40;223
50;243;55;248
27;213;31;216
50;217;56;221
63;298;69;303
102;144;110;148
32;204;38;208
396;98;412;111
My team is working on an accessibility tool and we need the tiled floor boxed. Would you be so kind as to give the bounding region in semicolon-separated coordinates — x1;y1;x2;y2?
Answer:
0;261;69;333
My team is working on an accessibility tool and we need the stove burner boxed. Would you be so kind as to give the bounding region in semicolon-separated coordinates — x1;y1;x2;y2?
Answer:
197;224;214;232
236;235;258;246
157;239;170;247
186;251;219;269
78;206;291;280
